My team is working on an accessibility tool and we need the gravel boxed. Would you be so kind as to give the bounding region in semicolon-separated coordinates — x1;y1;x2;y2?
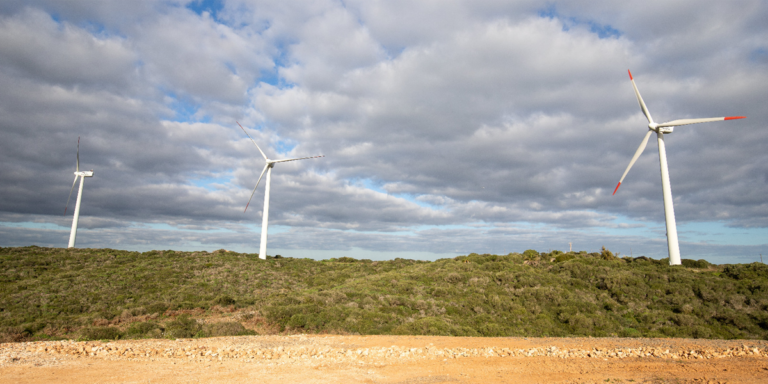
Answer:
2;335;767;368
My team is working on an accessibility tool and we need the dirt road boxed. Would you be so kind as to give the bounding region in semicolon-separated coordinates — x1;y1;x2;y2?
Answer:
2;335;768;383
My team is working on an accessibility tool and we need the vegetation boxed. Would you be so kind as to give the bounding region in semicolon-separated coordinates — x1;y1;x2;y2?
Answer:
1;246;767;342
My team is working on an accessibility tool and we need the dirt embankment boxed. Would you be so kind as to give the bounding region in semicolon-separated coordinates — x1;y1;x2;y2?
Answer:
2;335;768;383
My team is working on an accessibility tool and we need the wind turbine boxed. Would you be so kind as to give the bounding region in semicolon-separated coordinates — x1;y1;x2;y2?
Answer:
613;70;745;265
238;122;324;259
64;137;94;248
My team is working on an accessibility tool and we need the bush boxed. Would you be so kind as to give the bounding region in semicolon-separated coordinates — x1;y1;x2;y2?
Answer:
523;250;539;260
722;263;768;280
287;313;308;328
81;326;122;341
619;327;642;337
126;322;162;339
3;246;768;341
444;273;463;284
146;303;169;315
393;317;477;336
165;315;201;339
213;295;236;306
600;246;617;260
0;327;25;343
202;322;253;337
682;259;711;269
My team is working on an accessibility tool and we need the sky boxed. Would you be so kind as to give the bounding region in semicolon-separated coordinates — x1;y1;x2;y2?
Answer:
0;0;766;264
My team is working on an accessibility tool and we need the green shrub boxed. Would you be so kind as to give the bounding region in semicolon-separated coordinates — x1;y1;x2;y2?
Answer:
682;259;712;269
81;326;122;341
722;263;768;280
125;322;162;339
164;315;201;339
20;321;47;336
600;246;617;260
287;313;307;328
213;295;235;306
444;273;463;284
202;322;253;337
393;317;477;336
146;303;169;315
3;246;768;341
619;327;642;337
173;301;198;310
523;250;539;260
0;326;24;343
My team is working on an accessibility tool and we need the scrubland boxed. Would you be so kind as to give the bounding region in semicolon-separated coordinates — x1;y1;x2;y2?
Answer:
1;246;767;342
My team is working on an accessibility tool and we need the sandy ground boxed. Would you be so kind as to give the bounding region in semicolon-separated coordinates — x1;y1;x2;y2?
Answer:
2;335;768;383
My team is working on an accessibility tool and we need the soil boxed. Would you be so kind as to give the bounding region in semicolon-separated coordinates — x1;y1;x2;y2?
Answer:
2;335;768;383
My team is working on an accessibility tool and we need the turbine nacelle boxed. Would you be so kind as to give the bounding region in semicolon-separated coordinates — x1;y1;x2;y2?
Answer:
75;170;94;177
648;123;673;134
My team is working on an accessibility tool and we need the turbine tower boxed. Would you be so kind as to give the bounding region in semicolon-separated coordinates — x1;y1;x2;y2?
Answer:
613;70;745;265
238;122;324;259
64;137;94;248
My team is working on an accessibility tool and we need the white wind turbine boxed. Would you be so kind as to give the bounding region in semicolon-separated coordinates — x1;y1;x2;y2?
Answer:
238;122;324;259
64;137;94;248
613;70;745;265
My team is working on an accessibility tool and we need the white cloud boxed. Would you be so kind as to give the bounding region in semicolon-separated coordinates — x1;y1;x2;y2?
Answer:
0;1;766;262
0;8;137;89
132;10;271;105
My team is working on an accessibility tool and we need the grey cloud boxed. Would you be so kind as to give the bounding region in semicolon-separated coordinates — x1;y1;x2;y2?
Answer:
132;12;271;105
0;8;137;90
0;0;766;262
0;1;181;31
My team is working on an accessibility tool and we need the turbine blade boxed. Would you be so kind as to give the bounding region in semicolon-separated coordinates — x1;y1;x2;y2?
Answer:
628;70;654;124
614;130;653;195
64;175;78;215
244;164;269;213
270;155;325;164
76;136;80;172
237;121;268;160
657;116;746;128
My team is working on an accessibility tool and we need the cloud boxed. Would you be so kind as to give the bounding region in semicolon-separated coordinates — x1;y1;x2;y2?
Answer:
0;1;766;262
0;8;137;90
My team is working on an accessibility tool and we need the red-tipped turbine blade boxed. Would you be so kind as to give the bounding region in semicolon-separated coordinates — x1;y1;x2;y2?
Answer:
614;130;653;195
628;69;633;80
658;116;747;128
613;182;621;196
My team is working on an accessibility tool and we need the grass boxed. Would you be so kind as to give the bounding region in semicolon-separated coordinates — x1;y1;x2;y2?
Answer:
1;246;767;342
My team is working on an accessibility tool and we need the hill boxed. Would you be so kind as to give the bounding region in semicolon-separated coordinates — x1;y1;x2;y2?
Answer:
1;246;767;342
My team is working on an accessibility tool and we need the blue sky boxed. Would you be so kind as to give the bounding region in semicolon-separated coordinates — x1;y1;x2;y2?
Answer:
0;0;766;264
